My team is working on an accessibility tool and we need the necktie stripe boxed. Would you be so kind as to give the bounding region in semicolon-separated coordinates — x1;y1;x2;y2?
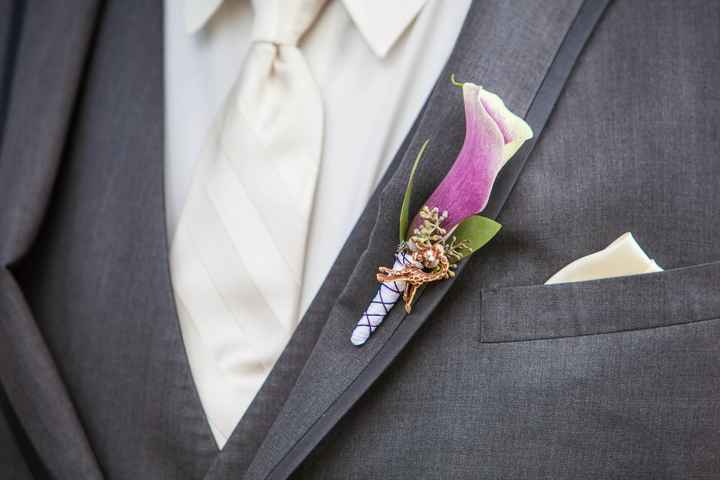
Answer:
221;142;306;238
173;225;271;367
221;70;322;217
179;183;290;351
207;161;302;328
215;150;306;279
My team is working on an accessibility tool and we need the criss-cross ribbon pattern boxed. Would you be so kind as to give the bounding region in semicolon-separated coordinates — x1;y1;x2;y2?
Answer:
350;253;414;346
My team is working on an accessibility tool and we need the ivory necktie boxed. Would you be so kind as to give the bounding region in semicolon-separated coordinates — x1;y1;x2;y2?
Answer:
170;0;327;447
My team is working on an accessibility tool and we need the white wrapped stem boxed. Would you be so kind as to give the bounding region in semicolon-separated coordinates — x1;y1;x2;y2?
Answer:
350;253;412;346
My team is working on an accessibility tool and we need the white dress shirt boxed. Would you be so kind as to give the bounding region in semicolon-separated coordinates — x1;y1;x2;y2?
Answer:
164;0;471;447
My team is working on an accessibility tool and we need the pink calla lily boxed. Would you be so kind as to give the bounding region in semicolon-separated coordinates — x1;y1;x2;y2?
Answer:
412;83;533;232
352;81;532;346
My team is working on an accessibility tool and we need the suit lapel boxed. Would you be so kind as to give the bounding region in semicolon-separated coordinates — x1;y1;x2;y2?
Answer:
0;1;104;478
225;1;589;479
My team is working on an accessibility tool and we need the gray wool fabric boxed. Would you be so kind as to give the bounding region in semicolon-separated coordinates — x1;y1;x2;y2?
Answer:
1;0;720;479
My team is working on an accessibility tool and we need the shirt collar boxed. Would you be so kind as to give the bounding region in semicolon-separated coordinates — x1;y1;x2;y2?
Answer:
183;0;428;58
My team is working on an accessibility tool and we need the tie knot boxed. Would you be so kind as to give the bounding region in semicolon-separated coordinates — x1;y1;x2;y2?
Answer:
251;0;328;46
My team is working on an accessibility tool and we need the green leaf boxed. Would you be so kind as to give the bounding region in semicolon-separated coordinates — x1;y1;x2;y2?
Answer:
450;215;502;263
399;139;430;242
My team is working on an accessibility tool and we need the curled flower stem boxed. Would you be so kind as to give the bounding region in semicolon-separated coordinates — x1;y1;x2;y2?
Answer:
450;73;464;88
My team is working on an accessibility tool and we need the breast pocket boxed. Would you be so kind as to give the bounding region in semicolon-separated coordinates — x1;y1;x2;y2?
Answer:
479;261;720;343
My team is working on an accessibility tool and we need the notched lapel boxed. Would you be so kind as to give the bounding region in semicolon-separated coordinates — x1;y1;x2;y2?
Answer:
235;1;586;478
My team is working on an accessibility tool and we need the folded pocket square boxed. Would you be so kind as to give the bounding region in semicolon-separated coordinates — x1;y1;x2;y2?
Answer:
546;232;662;285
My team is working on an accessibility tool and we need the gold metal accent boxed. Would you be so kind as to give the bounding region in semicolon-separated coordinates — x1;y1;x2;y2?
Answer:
376;243;451;313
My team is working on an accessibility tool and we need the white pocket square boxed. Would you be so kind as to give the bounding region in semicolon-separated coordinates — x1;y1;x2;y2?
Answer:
546;232;662;285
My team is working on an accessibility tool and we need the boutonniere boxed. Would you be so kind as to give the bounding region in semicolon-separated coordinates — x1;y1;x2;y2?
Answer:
351;76;533;346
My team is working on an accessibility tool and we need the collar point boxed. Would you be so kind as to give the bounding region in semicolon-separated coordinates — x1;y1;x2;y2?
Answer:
342;0;428;59
183;0;224;35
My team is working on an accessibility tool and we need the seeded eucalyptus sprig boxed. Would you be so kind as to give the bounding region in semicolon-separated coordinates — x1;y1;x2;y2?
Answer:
402;206;470;276
408;206;448;249
443;235;471;266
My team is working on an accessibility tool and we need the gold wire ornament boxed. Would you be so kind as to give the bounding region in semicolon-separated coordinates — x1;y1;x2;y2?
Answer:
376;242;451;313
375;206;468;313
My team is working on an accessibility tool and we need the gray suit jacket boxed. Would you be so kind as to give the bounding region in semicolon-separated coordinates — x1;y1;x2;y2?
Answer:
1;0;719;478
